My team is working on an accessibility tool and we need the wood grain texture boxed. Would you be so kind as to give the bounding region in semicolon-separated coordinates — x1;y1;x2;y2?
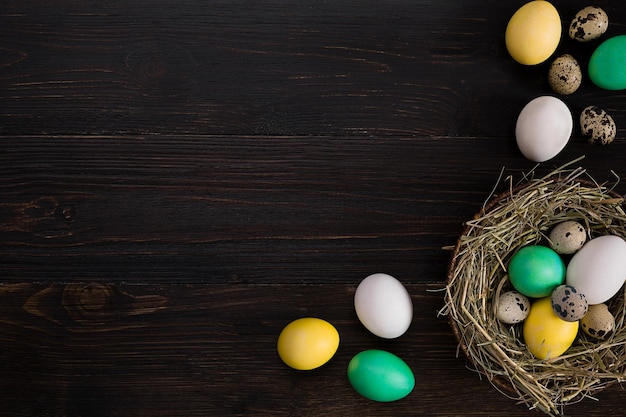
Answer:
3;0;626;415
0;1;625;137
1;135;625;283
3;282;626;417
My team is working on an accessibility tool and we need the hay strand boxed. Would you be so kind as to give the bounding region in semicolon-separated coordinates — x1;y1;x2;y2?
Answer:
443;165;626;415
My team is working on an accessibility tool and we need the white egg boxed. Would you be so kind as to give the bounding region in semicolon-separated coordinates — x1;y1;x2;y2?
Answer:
354;273;413;339
566;235;626;305
515;96;573;162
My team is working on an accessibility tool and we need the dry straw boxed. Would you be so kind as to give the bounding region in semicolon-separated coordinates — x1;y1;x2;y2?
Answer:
443;162;626;415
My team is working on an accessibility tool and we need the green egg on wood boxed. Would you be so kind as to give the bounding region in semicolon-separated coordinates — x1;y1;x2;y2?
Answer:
347;350;414;402
589;35;626;90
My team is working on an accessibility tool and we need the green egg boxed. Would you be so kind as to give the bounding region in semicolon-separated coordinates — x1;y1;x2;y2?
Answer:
508;245;565;298
347;349;414;402
589;35;626;90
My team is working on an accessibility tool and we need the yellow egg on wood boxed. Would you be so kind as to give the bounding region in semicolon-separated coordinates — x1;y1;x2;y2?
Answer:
505;1;562;65
277;317;339;370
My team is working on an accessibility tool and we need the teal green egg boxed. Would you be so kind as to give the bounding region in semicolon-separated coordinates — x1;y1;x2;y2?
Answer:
589;35;626;90
508;245;565;298
347;349;414;402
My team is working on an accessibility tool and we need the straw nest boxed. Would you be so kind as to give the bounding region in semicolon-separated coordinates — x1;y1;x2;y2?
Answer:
443;165;626;415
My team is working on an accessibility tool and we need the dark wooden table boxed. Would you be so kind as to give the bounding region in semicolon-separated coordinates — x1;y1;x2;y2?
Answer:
3;1;626;416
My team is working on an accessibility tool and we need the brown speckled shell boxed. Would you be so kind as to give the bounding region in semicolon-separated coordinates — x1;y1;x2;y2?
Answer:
581;303;615;339
446;177;626;410
548;54;582;95
569;6;609;42
580;106;617;145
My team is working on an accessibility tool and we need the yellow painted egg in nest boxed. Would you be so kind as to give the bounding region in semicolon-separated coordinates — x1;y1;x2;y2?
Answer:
505;1;562;65
523;297;579;360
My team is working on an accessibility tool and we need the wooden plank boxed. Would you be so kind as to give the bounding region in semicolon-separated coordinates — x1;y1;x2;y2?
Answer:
0;1;624;137
1;135;623;282
3;0;626;415
1;282;622;416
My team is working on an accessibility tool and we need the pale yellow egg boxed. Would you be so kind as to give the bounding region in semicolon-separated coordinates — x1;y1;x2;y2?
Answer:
505;1;561;65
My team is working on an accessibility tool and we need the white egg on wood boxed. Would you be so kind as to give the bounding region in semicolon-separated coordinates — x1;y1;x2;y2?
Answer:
354;273;413;339
515;96;573;162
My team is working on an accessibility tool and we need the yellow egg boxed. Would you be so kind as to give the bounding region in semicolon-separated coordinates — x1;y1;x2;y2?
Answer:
505;1;562;65
523;297;578;360
277;317;340;370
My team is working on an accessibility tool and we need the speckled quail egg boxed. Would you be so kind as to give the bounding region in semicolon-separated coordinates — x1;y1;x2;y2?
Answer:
580;106;617;145
551;284;588;322
549;220;586;254
548;54;582;95
569;6;609;42
496;290;531;324
581;303;615;339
